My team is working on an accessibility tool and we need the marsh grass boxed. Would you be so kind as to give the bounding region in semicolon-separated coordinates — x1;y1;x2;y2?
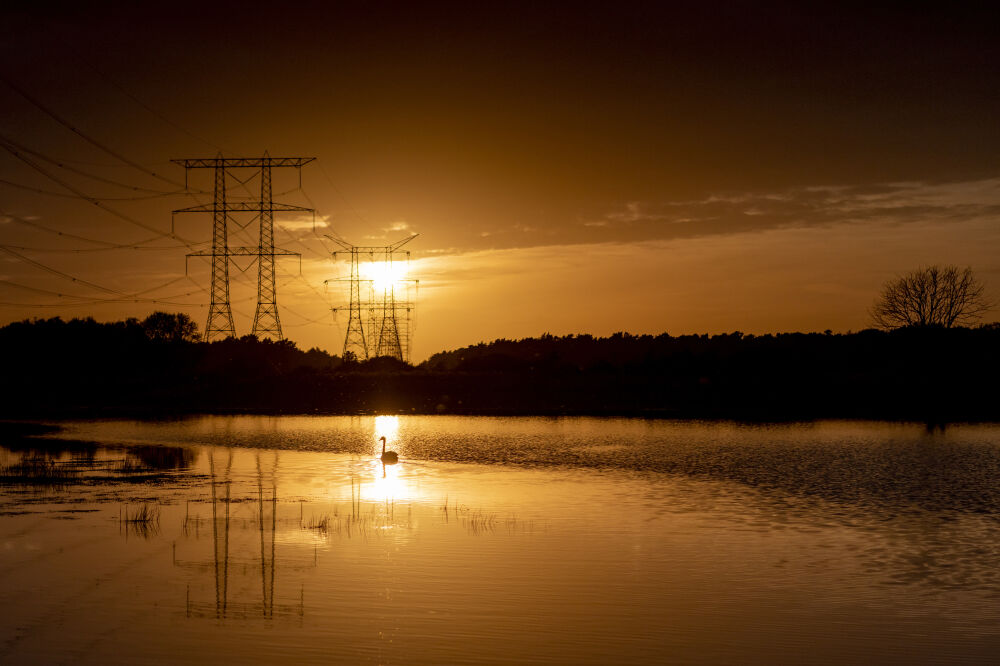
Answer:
440;497;520;535
304;502;409;540
305;511;373;539
113;457;148;474
462;509;498;535
0;456;79;485
119;502;161;538
306;514;332;531
0;446;180;488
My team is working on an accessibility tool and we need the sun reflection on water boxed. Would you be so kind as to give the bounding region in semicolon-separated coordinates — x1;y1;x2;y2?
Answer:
374;415;399;450
366;415;410;501
369;458;403;499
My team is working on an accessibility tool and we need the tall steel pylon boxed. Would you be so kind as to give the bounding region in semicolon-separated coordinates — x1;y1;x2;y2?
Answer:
208;161;235;339
342;247;368;359
253;160;280;338
374;258;404;359
326;235;418;362
173;155;314;341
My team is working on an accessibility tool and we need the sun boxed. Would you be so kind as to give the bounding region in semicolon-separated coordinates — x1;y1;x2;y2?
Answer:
363;260;407;293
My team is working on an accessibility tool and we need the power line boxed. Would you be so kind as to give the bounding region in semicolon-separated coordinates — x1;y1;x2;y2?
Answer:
0;72;187;189
293;187;339;259
0;298;207;308
0;279;99;301
0;242;196;253
0;276;201;302
317;161;370;225
1;207;205;252
280;303;336;327
0;247;200;302
74;54;226;154
0;140;192;194
0;176;187;200
0;135;198;246
277;267;334;309
0;245;132;296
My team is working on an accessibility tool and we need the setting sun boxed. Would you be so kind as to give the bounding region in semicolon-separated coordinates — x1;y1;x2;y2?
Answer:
362;260;407;294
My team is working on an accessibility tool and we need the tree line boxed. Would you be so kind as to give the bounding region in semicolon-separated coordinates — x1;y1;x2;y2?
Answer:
1;312;998;421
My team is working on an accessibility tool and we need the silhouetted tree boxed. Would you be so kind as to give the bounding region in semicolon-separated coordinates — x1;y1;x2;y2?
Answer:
870;265;991;329
141;311;199;342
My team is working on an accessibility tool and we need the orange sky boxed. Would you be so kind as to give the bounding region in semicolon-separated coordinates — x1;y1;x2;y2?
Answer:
1;2;998;361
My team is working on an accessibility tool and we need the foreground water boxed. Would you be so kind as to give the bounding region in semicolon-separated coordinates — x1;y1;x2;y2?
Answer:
2;416;1000;664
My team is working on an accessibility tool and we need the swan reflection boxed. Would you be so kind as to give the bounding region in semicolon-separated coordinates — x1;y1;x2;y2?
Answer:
370;456;403;500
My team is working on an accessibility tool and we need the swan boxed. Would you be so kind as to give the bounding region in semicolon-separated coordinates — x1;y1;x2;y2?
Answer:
379;436;398;464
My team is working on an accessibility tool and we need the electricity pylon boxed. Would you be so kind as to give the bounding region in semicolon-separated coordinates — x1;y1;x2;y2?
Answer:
326;235;417;362
173;154;314;341
340;246;369;359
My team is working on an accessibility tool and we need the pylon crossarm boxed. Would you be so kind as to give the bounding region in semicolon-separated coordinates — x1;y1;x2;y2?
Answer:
171;157;315;168
388;234;418;251
173;202;312;214
326;234;417;255
187;248;300;257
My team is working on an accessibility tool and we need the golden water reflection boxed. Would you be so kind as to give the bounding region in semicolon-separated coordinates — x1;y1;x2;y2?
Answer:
373;414;399;449
8;419;1000;664
367;458;404;500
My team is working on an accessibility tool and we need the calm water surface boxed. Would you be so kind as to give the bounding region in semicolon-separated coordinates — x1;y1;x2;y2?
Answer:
2;416;1000;664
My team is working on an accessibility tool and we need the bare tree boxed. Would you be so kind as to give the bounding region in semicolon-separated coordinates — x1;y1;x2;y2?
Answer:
870;265;992;329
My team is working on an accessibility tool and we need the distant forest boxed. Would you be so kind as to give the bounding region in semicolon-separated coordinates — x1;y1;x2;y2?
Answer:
2;313;999;421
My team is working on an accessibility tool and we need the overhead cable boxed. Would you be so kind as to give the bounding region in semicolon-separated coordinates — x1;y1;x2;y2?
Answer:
1;207;205;251
0;176;188;200
74;55;226;153
0;245;130;296
0;72;187;188
2;140;193;194
0;136;197;246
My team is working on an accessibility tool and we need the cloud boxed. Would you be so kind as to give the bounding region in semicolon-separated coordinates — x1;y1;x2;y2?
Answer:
584;176;1000;243
450;177;999;255
605;201;658;224
276;214;329;231
351;220;418;244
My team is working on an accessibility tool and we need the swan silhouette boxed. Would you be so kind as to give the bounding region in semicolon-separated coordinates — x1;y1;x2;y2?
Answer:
379;436;398;464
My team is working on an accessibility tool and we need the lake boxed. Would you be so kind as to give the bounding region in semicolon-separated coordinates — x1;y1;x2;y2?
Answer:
2;416;1000;664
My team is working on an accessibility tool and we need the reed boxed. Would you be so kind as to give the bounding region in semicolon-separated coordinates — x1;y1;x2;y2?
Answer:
305;514;331;531
119;502;161;539
113;457;147;474
0;457;78;485
464;509;498;535
122;502;160;524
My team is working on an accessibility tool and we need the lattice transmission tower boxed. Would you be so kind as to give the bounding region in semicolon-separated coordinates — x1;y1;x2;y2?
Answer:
173;154;314;341
326;235;418;362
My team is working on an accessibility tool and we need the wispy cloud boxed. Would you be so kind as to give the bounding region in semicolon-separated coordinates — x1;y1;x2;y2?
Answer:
418;175;1000;264
583;176;1000;243
277;213;329;232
